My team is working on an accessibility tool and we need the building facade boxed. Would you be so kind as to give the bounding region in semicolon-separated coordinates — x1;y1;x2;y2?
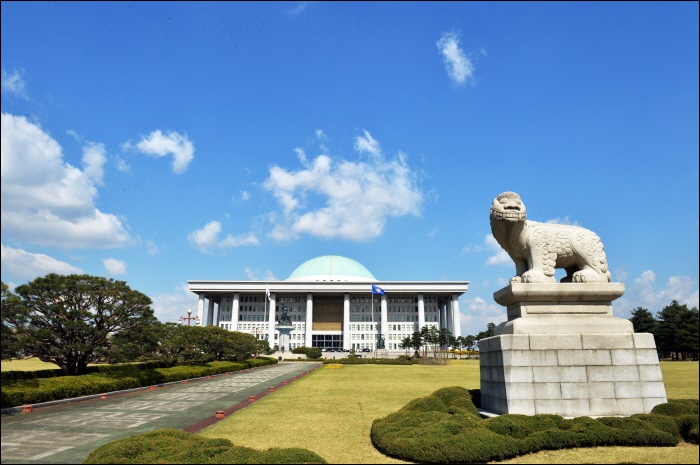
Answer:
188;255;469;351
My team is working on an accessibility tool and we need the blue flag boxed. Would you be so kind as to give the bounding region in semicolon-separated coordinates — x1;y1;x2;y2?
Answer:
372;284;385;295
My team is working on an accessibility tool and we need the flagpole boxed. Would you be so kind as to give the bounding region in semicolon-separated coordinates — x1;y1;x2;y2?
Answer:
371;289;374;351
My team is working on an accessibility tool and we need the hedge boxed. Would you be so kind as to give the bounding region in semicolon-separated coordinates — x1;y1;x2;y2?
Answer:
83;428;327;464
1;358;277;409
370;387;698;464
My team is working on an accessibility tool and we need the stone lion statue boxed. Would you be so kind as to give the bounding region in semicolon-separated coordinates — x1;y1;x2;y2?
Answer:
490;191;611;283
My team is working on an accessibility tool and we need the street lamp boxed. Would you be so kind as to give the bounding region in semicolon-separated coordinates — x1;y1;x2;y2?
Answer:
178;309;200;327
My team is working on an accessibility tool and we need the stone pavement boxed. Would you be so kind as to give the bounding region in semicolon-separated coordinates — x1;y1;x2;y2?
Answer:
1;362;321;464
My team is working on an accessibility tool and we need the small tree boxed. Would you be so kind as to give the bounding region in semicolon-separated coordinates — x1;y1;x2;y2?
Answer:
1;282;24;360
9;274;158;375
410;331;423;357
630;307;657;334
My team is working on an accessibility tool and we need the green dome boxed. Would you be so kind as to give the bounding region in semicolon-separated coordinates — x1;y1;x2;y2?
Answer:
286;255;376;282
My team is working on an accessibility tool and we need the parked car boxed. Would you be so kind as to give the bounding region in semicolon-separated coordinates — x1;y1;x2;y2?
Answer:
361;348;371;353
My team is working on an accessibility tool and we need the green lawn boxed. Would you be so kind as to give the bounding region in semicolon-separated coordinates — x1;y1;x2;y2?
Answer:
4;357;698;464
200;360;698;464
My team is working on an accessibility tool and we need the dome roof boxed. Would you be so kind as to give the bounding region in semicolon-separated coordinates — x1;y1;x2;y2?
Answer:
286;255;376;282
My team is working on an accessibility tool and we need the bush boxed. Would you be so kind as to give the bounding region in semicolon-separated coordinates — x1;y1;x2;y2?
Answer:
83;428;327;464
1;359;277;409
371;387;688;463
291;346;322;359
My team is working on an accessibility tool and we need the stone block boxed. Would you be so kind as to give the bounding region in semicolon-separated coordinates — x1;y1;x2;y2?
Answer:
589;398;619;416
587;365;640;382
610;349;638;365
557;349;611;366
505;382;535;400
640;382;667;398
490;366;505;383
507;350;558;366
503;366;534;383
533;366;587;383
533;382;562;399
635;349;662;365
615;398;645;415
505;399;536;416
530;334;582;350
632;332;658;349
638;365;664;382
535;399;590;416
614;382;644;398
582;334;634;349
497;334;530;351
643;397;668;413
561;381;615;399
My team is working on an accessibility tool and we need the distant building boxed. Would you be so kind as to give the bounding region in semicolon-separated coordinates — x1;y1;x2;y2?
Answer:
188;255;468;351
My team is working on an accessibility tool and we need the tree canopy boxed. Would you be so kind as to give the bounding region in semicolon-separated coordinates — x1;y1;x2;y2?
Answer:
4;274;158;375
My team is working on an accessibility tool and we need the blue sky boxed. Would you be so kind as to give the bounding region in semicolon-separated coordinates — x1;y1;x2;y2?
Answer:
1;1;698;337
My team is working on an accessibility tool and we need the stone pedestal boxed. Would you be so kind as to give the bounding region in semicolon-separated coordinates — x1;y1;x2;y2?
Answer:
275;324;294;352
479;283;667;417
374;349;390;359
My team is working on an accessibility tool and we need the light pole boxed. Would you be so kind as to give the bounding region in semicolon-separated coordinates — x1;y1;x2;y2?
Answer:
178;309;200;327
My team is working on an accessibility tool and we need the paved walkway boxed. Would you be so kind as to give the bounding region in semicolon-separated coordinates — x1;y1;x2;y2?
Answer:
1;362;321;464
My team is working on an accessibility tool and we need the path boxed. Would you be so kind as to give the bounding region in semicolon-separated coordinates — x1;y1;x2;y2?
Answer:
1;362;321;464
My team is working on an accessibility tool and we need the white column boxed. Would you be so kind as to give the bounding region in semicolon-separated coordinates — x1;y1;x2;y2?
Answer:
446;300;453;335
206;299;215;327
440;303;446;331
380;294;388;347
417;293;425;331
214;301;221;327
197;294;205;324
268;292;276;344
232;293;240;331
343;293;350;350
452;294;461;338
305;293;313;347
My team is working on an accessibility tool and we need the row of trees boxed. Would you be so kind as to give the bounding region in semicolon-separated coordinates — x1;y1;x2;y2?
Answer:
1;275;271;375
630;301;699;360
397;326;480;358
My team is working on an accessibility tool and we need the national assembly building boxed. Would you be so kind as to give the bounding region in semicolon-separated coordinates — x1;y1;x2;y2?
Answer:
188;255;469;352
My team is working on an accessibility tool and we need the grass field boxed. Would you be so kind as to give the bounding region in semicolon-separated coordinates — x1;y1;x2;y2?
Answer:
199;360;699;464
3;358;698;464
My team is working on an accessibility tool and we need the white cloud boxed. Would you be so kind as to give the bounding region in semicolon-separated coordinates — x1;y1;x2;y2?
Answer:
613;269;699;319
545;215;580;226
81;143;107;186
244;267;278;281
240;190;250;201
115;156;131;173
436;31;475;86
353;129;381;156
484;234;512;265
1;68;28;99
263;131;423;242
103;258;127;275
287;1;314;15
134;130;194;174
0;113;131;249
1;243;82;283
150;282;199;324
459;296;507;336
187;220;260;253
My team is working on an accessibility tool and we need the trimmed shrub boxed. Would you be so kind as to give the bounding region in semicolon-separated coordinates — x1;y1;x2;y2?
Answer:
371;387;686;464
83;428;327;464
291;346;322;359
1;359;276;409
